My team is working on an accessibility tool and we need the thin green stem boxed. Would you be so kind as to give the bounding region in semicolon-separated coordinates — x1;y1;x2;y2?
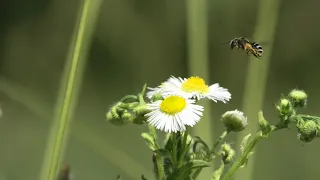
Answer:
172;132;178;170
222;125;284;180
222;132;263;180
38;1;101;180
148;125;165;180
178;127;190;167
120;95;138;102
211;130;230;155
235;0;280;179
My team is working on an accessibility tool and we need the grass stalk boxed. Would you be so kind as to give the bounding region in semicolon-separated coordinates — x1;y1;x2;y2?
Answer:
38;0;102;180
186;0;212;179
234;0;281;180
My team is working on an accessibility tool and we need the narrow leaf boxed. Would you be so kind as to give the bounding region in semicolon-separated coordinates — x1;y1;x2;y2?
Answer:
258;111;272;136
193;136;210;152
167;160;211;180
240;151;254;168
240;134;251;154
212;162;224;180
141;132;156;151
154;149;172;159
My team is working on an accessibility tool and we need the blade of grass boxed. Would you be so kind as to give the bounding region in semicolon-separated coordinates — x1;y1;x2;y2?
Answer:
186;0;212;179
234;0;281;180
38;0;102;180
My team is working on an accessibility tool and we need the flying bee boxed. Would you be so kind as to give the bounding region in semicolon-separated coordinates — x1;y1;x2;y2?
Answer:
225;37;264;59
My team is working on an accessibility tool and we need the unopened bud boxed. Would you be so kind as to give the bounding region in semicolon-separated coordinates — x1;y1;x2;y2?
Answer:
288;89;308;108
221;110;248;132
296;119;318;143
220;143;235;164
276;98;295;120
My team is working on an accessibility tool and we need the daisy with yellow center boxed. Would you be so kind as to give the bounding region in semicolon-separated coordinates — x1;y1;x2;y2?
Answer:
145;95;204;133
162;76;231;103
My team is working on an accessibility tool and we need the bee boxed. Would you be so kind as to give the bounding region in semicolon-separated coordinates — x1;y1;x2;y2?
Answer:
226;37;263;58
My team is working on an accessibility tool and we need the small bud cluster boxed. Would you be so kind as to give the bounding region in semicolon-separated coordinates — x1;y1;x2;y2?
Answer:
106;85;149;126
275;89;320;143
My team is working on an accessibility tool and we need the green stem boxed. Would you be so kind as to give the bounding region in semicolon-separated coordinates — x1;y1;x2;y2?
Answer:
222;132;263;180
172;132;178;170
178;127;190;167
120;95;138;102
221;125;283;180
210;130;230;155
148;125;165;180
38;1;101;180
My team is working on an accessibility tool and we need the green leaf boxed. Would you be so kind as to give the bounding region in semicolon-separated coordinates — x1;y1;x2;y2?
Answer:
154;148;172;159
116;175;121;180
239;151;254;168
193;136;210;152
141;174;147;180
164;133;173;151
240;134;251;154
212;162;224;180
167;160;211;180
258;111;272;136
141;132;156;151
179;140;193;162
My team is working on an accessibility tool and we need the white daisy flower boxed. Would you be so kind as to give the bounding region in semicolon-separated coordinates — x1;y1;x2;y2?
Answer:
161;76;231;103
145;95;204;133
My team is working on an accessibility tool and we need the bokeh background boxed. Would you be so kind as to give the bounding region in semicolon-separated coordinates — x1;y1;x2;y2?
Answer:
1;0;320;180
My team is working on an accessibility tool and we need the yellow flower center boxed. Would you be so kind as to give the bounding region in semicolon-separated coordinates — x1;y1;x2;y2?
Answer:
181;76;209;94
160;96;187;115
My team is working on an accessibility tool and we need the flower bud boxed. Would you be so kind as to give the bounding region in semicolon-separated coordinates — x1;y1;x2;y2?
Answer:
221;110;248;132
276;98;295;120
133;103;149;116
106;103;131;126
288;89;308;108
220;143;235;164
296;120;318;143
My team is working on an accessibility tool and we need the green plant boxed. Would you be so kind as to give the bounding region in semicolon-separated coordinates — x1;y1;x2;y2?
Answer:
106;76;319;180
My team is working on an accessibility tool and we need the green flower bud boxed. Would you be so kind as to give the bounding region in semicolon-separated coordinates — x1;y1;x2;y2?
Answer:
221;110;248;132
296;120;318;143
288;89;308;108
276;98;295;120
151;93;164;102
131;114;147;125
106;103;131;126
133;103;149;116
220;143;235;164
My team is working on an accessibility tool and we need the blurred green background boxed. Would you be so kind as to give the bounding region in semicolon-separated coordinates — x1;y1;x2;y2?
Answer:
1;0;320;180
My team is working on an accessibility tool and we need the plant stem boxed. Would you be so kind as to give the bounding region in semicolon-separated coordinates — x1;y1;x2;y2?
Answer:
178;127;190;167
38;0;101;180
222;125;284;180
172;132;178;170
186;0;212;177
235;0;281;179
211;130;230;155
148;125;165;180
222;131;263;180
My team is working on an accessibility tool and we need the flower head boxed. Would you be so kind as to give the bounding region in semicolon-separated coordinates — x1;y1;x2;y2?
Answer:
161;76;231;103
221;110;248;132
144;95;204;133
